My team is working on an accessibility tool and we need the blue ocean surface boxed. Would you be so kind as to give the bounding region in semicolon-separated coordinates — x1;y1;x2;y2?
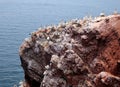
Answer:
0;0;120;87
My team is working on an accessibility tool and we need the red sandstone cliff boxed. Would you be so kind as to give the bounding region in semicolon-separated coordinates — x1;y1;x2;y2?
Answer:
19;14;120;87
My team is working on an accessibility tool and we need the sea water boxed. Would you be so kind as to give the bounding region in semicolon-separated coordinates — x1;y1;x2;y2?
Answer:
0;0;120;87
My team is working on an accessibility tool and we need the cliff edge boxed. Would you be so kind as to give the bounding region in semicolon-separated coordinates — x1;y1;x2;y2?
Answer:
19;14;120;87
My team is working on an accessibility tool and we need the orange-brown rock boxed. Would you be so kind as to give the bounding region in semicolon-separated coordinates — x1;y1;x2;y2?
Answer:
19;14;120;87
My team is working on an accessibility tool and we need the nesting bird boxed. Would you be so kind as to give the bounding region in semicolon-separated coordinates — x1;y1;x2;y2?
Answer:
100;12;105;17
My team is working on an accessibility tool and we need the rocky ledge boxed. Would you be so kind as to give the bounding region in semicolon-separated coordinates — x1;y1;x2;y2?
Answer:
19;14;120;87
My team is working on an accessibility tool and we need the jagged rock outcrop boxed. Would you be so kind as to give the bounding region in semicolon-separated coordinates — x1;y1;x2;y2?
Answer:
19;14;120;87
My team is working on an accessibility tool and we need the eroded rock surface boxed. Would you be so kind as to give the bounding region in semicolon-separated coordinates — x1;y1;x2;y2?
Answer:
19;14;120;87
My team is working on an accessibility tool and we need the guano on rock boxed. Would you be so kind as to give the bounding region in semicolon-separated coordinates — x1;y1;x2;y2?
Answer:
19;14;120;87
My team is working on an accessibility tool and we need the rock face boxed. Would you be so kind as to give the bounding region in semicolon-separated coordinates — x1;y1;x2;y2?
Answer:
19;14;120;87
